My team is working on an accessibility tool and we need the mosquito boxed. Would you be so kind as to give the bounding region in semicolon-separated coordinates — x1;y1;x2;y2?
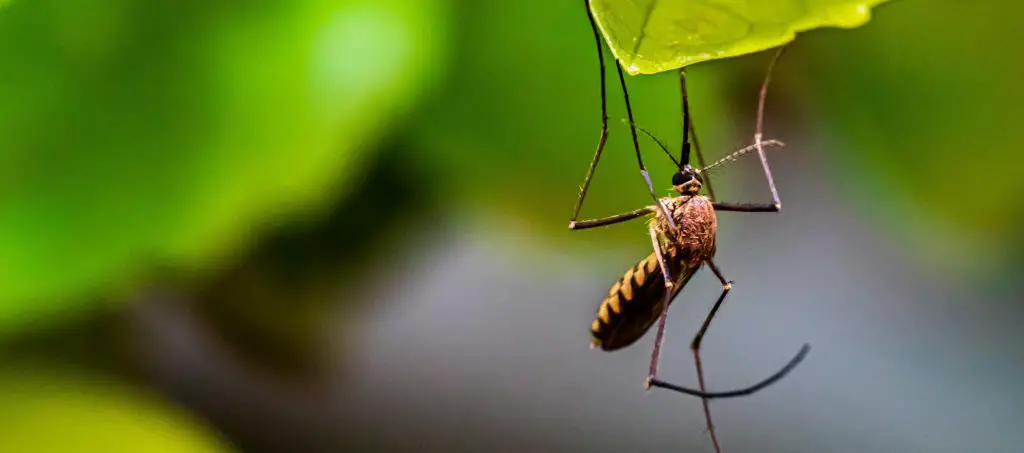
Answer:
569;1;810;451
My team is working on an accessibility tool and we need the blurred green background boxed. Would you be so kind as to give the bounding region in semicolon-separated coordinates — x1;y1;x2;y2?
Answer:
1;0;1022;452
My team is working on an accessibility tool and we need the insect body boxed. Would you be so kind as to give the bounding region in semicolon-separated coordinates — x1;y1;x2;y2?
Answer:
569;3;806;453
569;4;809;450
592;176;715;351
573;143;808;453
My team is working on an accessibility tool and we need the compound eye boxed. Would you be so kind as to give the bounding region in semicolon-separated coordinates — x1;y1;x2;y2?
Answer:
671;172;692;186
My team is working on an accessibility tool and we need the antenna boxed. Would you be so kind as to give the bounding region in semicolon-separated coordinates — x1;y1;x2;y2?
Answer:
680;70;692;165
697;140;785;174
622;119;682;169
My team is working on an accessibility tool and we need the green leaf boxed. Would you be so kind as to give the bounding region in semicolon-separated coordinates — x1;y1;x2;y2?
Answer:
0;0;448;334
589;0;891;74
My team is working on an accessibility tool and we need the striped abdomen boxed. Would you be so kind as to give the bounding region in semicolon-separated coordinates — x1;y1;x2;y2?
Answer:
590;248;699;351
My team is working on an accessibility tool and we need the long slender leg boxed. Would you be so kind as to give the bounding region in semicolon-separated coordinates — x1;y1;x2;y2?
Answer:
710;47;789;214
617;64;677;229
752;47;786;211
712;202;779;212
693;259;732;352
676;262;813;448
691;258;733;453
643;256;810;403
679;69;692;165
647;345;810;398
569;0;611;226
753;46;782;210
681;69;717;201
645;225;675;390
642;242;811;403
569;206;654;230
689;123;716;201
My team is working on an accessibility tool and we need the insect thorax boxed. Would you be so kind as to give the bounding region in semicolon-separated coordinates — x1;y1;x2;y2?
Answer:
654;195;718;264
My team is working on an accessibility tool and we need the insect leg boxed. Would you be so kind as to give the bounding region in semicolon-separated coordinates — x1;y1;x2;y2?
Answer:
644;224;674;389
683;257;811;451
642;234;810;401
647;345;811;398
643;256;810;446
751;47;786;211
680;69;717;201
569;0;611;226
569;206;655;230
715;47;789;214
691;258;734;354
616;63;677;230
711;47;790;213
711;202;780;212
690;259;733;453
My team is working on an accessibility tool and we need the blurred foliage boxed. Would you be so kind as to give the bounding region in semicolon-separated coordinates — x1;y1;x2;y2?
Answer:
190;142;438;376
590;0;890;74
795;0;1024;270
0;0;448;334
0;0;1016;347
0;364;230;452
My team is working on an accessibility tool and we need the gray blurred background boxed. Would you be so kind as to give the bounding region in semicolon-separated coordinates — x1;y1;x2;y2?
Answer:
132;131;1024;453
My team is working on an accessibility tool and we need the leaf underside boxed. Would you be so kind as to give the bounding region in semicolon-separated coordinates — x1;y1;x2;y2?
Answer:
589;0;890;74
